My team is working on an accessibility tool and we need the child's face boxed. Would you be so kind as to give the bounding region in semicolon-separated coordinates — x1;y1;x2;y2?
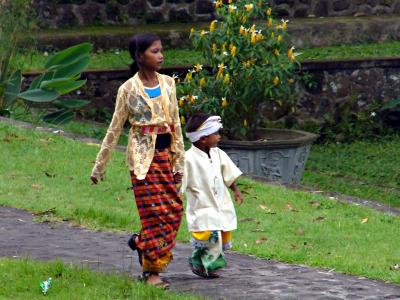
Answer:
140;40;164;71
202;131;221;148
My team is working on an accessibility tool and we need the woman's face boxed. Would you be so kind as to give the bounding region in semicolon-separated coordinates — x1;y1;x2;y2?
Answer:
139;40;164;71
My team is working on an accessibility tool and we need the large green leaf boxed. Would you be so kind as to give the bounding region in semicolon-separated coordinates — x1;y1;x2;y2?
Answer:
40;78;87;95
44;43;92;70
382;98;400;110
28;72;55;90
54;98;90;109
42;109;74;125
53;56;90;78
18;89;59;102
5;70;22;103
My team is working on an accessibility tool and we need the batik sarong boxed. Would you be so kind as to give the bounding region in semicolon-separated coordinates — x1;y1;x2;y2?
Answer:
131;148;183;273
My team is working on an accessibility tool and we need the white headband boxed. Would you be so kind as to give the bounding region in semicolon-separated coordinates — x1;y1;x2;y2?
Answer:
186;116;223;143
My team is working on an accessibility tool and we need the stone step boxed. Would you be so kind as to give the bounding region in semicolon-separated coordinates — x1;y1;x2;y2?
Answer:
33;15;400;51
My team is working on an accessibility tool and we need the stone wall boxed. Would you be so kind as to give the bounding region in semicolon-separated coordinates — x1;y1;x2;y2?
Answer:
33;0;400;28
24;58;400;130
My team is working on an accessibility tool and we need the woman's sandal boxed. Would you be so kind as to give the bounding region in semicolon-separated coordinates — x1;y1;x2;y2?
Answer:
138;272;170;290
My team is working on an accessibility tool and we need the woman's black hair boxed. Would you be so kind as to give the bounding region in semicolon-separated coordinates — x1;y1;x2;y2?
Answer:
185;112;211;133
128;33;161;75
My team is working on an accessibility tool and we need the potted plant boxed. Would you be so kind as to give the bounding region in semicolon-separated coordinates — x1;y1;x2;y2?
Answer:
177;0;317;184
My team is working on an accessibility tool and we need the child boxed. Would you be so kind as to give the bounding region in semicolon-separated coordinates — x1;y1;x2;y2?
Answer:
182;113;244;278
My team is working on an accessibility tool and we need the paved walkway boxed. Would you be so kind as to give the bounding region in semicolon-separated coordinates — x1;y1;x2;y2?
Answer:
1;206;399;300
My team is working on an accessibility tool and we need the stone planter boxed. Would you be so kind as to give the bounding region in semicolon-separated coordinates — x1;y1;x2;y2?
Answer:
218;128;318;185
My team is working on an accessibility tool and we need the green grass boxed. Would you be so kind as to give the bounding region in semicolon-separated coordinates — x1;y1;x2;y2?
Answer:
1;122;400;285
0;258;197;299
17;49;204;72
303;137;400;208
15;40;400;72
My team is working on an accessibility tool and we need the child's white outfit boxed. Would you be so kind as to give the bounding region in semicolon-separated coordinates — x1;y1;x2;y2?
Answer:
182;145;242;274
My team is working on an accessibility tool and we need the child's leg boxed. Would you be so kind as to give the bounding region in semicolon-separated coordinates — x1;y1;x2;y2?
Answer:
189;231;227;277
189;231;211;274
221;231;233;251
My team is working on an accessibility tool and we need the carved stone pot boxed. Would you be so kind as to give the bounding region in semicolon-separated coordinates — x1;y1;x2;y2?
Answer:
218;128;319;184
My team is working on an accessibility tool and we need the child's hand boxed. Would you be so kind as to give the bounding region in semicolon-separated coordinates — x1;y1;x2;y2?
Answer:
174;172;183;184
234;190;244;205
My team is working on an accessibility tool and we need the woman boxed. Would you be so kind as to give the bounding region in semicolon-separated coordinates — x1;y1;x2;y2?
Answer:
90;33;185;288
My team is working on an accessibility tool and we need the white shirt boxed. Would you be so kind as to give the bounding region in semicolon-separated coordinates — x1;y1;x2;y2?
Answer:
182;145;242;232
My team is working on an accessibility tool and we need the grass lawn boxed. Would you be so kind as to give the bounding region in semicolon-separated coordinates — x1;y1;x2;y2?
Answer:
1;122;399;285
0;258;197;299
303;137;400;208
16;40;400;72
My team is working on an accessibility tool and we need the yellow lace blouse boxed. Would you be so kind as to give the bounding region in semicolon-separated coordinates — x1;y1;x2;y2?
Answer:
91;72;185;180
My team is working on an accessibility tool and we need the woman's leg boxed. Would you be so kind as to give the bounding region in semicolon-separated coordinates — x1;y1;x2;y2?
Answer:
130;149;183;283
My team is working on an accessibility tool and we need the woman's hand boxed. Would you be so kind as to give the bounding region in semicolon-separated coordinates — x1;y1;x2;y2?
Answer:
174;172;183;184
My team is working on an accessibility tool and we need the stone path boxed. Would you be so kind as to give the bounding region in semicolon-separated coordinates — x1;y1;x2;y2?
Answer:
1;206;399;300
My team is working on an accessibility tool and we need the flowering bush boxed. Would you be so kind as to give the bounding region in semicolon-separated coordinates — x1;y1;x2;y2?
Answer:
177;0;299;140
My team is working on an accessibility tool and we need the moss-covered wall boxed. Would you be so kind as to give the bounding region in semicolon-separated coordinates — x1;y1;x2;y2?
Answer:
33;0;400;28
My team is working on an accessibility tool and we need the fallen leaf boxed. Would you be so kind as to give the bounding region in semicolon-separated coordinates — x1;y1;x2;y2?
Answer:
86;142;100;147
390;264;400;270
255;237;268;244
285;203;298;212
239;218;257;223
116;195;125;202
309;201;321;207
258;205;276;214
296;228;305;236
314;216;326;222
251;228;265;232
291;244;298;250
361;217;369;224
31;184;42;189
44;171;56;178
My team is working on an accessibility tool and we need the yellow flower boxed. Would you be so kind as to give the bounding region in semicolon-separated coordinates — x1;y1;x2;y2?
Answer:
256;33;264;42
241;14;247;23
185;72;192;82
214;0;222;8
178;97;185;106
277;35;283;43
223;73;230;84
245;4;253;11
288;46;295;61
266;8;272;16
258;0;262;7
217;63;225;79
270;31;275;39
200;30;208;36
190;28;195;34
282;20;288;30
267;18;273;27
243;119;248;127
212;43;217;54
221;43;226;52
239;25;245;35
195;63;203;72
180;116;185;125
221;97;228;108
199;77;206;88
273;76;280;86
209;20;217;32
230;45;237;57
250;24;255;34
274;49;280;56
251;33;256;45
229;4;237;13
